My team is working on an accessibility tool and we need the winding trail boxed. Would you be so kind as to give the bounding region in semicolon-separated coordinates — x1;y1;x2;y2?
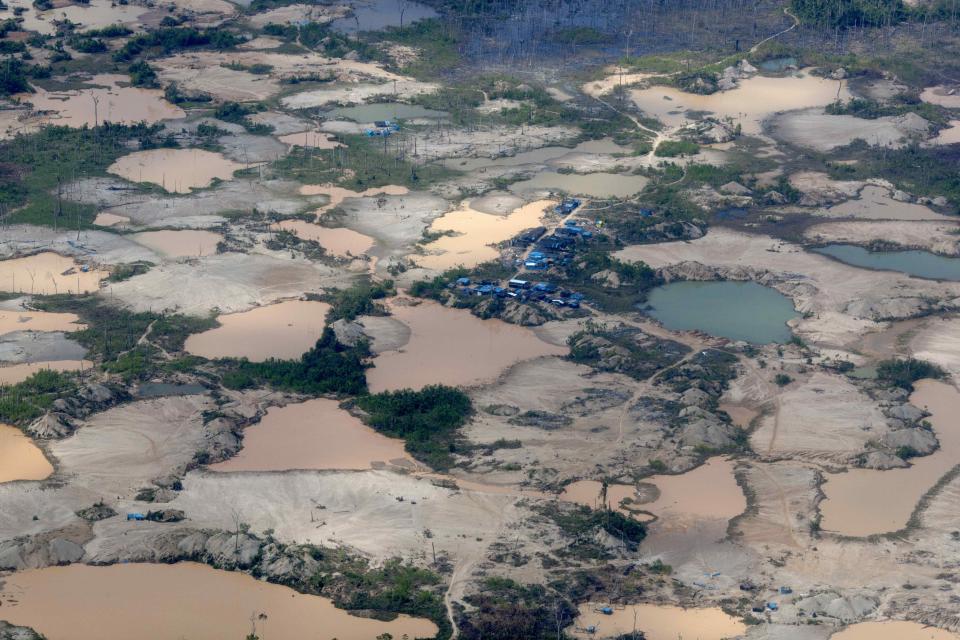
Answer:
750;7;801;54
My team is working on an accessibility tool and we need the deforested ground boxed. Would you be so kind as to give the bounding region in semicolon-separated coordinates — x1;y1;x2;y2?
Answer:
1;0;960;639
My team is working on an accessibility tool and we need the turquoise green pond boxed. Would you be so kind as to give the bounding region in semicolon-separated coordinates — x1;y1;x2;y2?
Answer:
644;281;798;343
813;244;960;281
326;103;447;122
758;56;797;72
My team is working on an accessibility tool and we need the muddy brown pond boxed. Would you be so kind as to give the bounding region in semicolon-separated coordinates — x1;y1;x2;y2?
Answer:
819;379;960;536
366;301;566;393
561;458;745;525
0;423;53;483
109;149;246;194
0;563;438;640
211;398;414;472
185;300;330;362
0;253;107;295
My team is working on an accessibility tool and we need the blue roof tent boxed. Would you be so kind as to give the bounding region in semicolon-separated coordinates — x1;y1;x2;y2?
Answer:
555;198;582;215
456;277;471;286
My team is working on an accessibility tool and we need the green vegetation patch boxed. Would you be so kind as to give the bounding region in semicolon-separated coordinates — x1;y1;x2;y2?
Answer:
537;501;647;554
0;123;167;228
654;139;699;158
328;557;450;638
791;0;906;28
371;19;460;79
568;322;690;380
355;384;473;470
0;57;32;97
828;144;960;207
825;96;948;126
220;328;369;396
114;26;241;62
214;101;273;134
0;369;76;425
37;295;217;381
459;577;577;640
877;358;946;390
270;134;455;190
323;280;395;323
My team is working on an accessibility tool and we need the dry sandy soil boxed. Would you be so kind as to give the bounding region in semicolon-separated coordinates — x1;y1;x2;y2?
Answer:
804;220;960;255
769;109;931;152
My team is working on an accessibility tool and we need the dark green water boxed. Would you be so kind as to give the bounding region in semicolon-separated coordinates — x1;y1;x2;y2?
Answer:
813;244;960;281
645;281;798;344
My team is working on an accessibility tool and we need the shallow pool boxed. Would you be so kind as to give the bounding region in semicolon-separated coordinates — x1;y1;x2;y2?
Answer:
644;281;797;343
813;244;960;281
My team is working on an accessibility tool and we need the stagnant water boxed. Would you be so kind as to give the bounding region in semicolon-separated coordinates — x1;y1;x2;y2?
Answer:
571;603;746;640
0;563;438;640
92;212;130;227
813;244;960;281
0;423;53;483
367;301;566;393
277;130;343;150
0;253;107;295
272;220;374;257
0;361;91;385
130;230;223;258
8;0;146;36
185;300;330;362
330;0;437;35
510;171;649;198
644;281;797;344
417;199;552;270
108;149;246;194
19;74;183;128
630;71;848;136
326;102;446;122
819;379;960;537
300;183;409;216
561;458;745;525
211;398;414;472
0;308;82;335
831;621;960;640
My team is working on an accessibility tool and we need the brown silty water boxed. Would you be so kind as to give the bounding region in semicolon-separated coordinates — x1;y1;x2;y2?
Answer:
184;300;330;362
0;423;53;483
210;398;415;472
366;300;567;393
0;563;439;640
108;149;246;194
417;199;553;270
560;458;745;525
272;220;375;257
0;309;82;334
18;74;184;127
0;361;92;385
819;380;960;536
0;253;107;295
